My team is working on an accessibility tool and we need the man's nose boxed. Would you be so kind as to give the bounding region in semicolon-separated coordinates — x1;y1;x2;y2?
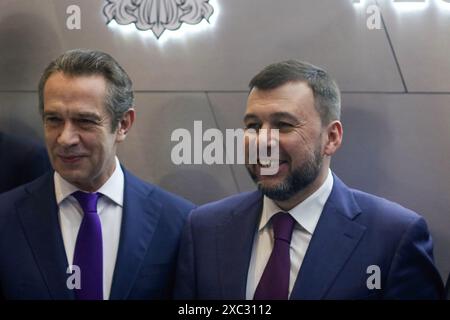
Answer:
257;127;278;150
57;122;80;147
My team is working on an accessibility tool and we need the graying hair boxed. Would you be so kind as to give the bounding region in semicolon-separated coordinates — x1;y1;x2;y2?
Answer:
249;59;341;125
38;49;134;131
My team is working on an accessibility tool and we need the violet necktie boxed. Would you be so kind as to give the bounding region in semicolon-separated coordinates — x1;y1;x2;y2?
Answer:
254;212;295;300
72;191;103;300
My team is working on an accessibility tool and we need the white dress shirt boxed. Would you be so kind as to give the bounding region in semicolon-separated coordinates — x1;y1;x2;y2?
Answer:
54;157;123;300
246;169;334;299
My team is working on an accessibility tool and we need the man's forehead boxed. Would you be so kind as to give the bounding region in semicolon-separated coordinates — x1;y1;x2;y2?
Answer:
249;81;312;95
244;111;298;121
44;72;107;95
43;108;101;117
44;72;107;106
246;84;314;117
47;71;106;82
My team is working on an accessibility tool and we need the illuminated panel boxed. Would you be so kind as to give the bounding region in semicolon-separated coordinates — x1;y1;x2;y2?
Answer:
392;0;429;11
352;0;367;6
105;0;220;43
350;0;450;12
436;0;450;10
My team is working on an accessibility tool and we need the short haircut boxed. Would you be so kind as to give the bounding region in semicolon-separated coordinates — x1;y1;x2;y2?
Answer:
249;59;341;125
38;49;134;131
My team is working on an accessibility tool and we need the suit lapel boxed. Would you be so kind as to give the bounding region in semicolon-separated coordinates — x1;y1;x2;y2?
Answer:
217;191;263;299
290;175;366;299
109;170;161;300
17;173;74;299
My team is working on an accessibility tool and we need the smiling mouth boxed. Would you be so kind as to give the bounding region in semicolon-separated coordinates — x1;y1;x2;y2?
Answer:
59;155;84;163
258;159;288;168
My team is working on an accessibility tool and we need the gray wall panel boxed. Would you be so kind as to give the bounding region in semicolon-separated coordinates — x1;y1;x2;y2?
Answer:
117;92;240;205
0;0;63;90
0;0;402;91
334;93;450;279
378;1;450;92
207;92;255;192
0;92;44;139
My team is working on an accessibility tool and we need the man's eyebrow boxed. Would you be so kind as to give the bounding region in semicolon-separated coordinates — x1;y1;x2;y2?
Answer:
270;112;298;122
243;114;259;122
74;112;102;120
43;111;59;117
244;112;299;122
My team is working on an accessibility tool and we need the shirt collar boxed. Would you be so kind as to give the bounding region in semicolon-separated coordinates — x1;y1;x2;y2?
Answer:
54;157;124;207
259;169;334;234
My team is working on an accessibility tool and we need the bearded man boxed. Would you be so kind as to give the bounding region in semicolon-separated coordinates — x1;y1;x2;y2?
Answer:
174;60;444;300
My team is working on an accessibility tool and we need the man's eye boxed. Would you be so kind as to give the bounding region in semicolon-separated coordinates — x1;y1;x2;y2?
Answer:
277;122;293;129
77;119;96;125
245;123;261;130
45;117;62;124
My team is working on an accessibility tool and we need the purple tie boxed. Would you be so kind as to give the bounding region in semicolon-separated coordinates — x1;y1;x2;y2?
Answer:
254;212;295;300
72;191;103;300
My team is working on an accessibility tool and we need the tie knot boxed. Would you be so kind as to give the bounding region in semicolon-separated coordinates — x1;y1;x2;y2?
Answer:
72;191;100;214
272;212;295;243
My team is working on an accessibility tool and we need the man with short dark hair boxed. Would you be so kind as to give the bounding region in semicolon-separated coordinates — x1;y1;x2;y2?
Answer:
0;49;194;300
174;60;444;299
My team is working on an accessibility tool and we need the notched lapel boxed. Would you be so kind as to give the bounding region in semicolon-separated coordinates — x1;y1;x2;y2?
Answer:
17;174;73;300
290;175;366;300
217;191;262;299
109;173;161;300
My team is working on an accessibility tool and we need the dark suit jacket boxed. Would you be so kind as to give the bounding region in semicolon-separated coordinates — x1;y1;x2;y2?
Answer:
0;132;51;194
0;169;195;299
174;174;444;299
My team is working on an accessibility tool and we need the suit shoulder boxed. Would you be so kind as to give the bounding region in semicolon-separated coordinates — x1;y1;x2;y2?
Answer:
190;191;260;221
124;169;195;213
350;188;423;227
0;174;47;211
0;174;52;234
0;170;52;196
151;184;196;211
0;185;27;214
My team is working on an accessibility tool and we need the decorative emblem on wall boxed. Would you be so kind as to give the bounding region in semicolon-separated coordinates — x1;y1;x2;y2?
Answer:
103;0;215;39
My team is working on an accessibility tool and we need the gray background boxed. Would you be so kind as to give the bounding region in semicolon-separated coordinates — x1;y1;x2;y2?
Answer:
1;0;449;282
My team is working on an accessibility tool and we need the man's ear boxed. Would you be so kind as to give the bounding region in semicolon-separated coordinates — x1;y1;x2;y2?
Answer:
323;120;343;156
116;108;135;142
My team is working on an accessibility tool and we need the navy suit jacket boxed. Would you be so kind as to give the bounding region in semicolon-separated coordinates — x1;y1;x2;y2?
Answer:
0;169;195;299
174;174;444;299
0;132;51;194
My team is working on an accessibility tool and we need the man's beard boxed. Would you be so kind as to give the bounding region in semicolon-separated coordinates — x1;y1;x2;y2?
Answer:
247;146;323;202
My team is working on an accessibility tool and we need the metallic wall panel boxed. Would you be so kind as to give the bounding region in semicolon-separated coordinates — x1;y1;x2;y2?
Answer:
207;92;255;192
334;93;450;279
117;92;240;205
0;0;64;91
0;0;403;92
0;92;43;139
378;1;450;92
